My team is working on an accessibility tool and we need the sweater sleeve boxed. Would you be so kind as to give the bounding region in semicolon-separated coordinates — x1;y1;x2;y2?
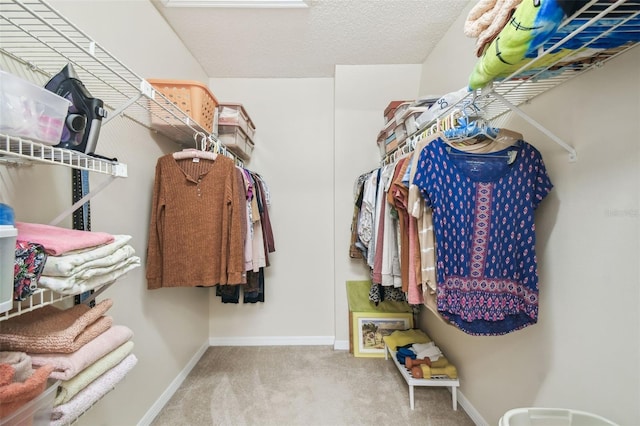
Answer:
225;166;247;285
145;158;165;289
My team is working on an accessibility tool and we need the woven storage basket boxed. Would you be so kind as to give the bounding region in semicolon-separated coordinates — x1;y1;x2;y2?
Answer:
147;79;218;133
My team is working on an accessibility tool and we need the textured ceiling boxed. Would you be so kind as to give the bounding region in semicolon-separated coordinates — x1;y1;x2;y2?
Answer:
151;0;471;78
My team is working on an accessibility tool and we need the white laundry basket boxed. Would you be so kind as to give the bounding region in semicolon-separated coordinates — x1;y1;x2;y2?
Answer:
499;408;619;426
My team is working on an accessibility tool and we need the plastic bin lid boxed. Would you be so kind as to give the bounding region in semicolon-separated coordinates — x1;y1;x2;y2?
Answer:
499;408;619;426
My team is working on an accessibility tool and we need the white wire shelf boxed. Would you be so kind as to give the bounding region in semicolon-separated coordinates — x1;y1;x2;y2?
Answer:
0;0;222;147
0;133;128;177
0;282;115;322
1;288;77;321
386;0;639;163
476;0;640;122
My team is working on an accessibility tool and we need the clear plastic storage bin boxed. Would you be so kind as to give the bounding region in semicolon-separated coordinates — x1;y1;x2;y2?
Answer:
0;380;59;426
499;408;619;426
218;103;255;142
219;124;254;161
0;70;71;145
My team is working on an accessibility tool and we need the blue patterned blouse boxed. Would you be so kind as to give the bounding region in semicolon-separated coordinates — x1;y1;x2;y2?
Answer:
413;138;553;335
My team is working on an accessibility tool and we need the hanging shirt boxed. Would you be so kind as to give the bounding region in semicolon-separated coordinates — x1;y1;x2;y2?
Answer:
413;138;553;335
146;154;247;289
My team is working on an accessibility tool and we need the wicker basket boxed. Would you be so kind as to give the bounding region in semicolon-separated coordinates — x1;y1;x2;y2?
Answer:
147;79;218;134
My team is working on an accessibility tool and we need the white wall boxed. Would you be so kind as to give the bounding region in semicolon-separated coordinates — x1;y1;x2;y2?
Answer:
2;1;213;424
333;65;422;347
417;5;640;426
207;78;336;344
207;65;422;347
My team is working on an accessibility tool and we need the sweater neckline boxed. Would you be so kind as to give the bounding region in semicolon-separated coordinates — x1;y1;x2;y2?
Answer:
171;155;219;183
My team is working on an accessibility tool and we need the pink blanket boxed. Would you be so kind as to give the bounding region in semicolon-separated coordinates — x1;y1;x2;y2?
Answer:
16;222;114;256
29;325;134;381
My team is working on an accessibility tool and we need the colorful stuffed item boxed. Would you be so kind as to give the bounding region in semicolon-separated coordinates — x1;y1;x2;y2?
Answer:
411;362;458;379
469;0;567;89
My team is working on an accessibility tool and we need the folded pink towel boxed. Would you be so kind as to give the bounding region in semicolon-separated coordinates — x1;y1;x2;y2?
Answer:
54;340;134;405
0;364;54;418
30;325;134;381
16;222;114;256
50;354;137;426
0;299;113;354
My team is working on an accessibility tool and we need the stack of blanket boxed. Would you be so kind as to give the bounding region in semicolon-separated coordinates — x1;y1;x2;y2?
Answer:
0;299;137;424
15;222;140;295
31;324;137;426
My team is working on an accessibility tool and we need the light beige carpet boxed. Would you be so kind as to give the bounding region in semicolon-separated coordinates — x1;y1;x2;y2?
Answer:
151;346;474;426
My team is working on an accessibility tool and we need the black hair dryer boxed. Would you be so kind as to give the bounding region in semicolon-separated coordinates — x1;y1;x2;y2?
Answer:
45;63;107;154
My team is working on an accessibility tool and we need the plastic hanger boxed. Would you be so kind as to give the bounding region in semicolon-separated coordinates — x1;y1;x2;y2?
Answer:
446;140;521;165
173;132;217;161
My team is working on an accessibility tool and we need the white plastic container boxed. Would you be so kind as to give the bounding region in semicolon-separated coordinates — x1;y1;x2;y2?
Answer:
0;70;71;145
499;408;619;426
0;225;17;314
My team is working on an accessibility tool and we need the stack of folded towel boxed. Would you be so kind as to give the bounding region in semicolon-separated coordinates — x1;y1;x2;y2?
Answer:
0;299;137;425
15;222;140;295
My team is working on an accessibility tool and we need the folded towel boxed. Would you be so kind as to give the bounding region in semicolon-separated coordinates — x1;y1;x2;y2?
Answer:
42;235;133;277
0;352;33;382
0;364;54;418
50;354;137;426
0;299;113;354
29;325;134;381
16;222;114;256
382;329;431;351
413;343;443;362
38;260;140;295
54;340;134;405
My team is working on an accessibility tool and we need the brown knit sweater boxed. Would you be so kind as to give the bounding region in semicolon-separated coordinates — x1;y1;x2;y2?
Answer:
146;154;247;289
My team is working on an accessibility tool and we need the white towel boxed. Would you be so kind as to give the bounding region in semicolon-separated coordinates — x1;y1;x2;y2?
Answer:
42;235;132;277
38;259;140;294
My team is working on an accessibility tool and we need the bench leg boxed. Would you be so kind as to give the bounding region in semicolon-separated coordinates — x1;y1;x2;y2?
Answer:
452;386;457;410
409;385;415;410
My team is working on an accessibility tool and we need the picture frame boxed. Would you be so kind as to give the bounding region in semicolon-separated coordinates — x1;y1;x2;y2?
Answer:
352;312;414;358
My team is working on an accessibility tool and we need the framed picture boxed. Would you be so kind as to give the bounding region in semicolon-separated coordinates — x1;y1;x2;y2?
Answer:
352;312;414;358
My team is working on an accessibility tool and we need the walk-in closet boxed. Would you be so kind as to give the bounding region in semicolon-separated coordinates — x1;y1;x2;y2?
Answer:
1;0;638;425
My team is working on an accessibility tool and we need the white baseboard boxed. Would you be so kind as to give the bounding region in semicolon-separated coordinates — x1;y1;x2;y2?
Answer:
137;341;209;426
209;335;335;346
333;339;349;350
453;388;489;426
